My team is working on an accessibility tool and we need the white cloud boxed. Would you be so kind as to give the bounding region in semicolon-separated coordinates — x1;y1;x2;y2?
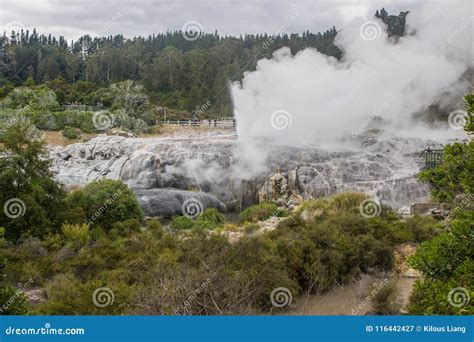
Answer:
1;0;420;40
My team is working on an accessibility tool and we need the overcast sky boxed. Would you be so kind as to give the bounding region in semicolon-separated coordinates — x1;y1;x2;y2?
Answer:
1;0;422;41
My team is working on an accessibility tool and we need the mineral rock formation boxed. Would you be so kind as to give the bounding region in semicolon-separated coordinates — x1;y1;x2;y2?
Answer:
49;131;445;216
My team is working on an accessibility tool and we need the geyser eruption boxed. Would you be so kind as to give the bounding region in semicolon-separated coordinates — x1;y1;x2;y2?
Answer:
231;1;472;147
50;1;472;214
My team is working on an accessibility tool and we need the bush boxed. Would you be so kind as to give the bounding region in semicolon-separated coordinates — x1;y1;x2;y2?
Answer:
171;216;195;230
240;203;278;223
111;219;141;236
408;278;473;315
195;208;225;229
402;216;439;242
62;126;80;139
0;287;29;315
61;224;90;249
66;180;143;232
370;280;401;315
407;213;473;315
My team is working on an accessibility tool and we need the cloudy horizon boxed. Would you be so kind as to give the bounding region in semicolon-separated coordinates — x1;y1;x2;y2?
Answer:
0;0;425;41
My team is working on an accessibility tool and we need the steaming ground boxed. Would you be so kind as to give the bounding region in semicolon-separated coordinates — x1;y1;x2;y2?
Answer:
231;0;472;175
50;123;466;216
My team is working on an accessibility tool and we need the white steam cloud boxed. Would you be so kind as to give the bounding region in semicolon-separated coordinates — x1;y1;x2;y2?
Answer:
231;1;472;149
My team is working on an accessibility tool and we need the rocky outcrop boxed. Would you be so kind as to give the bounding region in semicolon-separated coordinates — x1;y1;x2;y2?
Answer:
135;188;226;217
49;132;445;214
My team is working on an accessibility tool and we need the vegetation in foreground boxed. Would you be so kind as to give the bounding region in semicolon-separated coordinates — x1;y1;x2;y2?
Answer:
0;95;472;315
407;94;473;315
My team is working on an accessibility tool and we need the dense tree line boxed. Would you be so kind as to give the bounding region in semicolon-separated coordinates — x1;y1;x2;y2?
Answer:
0;9;407;116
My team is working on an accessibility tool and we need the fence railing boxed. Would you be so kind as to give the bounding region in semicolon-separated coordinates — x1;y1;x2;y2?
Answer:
62;104;104;112
424;149;444;168
163;118;236;127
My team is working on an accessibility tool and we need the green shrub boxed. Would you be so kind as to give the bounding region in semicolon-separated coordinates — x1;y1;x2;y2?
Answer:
370;280;401;315
66;180;143;232
171;216;194;230
407;213;473;315
0;287;29;315
62;223;90;249
402;216;439;242
111;219;141;236
62;126;80;139
408;278;473;315
408;214;473;280
240;203;278;223
195;208;225;229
